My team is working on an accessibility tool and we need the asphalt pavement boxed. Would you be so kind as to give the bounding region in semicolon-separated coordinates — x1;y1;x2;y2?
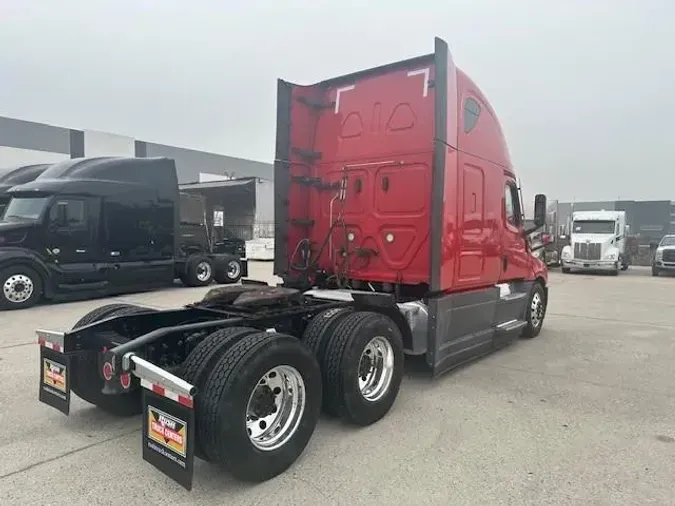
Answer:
1;264;674;505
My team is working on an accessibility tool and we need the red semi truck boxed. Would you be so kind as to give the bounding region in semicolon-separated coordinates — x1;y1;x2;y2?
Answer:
36;37;548;490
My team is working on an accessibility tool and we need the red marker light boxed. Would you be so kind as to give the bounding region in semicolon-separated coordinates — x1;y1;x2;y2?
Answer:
120;373;131;389
102;362;113;381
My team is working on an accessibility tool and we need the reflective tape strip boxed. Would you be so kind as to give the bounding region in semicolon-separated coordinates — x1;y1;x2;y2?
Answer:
38;337;63;353
140;378;194;409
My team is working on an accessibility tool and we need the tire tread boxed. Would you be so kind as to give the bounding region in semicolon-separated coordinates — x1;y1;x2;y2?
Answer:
322;311;381;417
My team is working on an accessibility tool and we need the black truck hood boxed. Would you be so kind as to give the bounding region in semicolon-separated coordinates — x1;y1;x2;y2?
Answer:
0;221;34;233
0;221;34;246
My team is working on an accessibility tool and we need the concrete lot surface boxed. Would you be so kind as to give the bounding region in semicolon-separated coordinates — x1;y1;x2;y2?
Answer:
1;263;674;505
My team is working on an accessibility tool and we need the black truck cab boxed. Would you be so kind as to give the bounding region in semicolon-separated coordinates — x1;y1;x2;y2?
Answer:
0;157;246;309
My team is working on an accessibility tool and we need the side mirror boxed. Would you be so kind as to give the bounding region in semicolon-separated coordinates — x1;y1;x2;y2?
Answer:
533;194;547;228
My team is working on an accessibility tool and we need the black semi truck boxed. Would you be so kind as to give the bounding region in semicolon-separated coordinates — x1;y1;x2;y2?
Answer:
0;156;246;309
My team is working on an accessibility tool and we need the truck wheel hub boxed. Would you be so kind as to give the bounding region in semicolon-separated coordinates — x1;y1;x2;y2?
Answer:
3;274;34;303
531;292;544;328
196;262;212;281
227;260;241;279
358;336;395;403
245;365;305;451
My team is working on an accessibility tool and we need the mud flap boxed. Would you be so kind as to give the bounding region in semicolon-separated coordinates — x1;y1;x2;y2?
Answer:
142;389;195;490
39;346;71;415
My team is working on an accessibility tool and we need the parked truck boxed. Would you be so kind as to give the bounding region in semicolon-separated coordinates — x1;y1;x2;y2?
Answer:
0;156;246;309
35;38;549;490
652;234;675;276
560;209;629;275
0;163;52;217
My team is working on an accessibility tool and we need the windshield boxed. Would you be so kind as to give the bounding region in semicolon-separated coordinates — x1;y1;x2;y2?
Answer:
660;236;675;247
2;197;50;221
573;220;615;234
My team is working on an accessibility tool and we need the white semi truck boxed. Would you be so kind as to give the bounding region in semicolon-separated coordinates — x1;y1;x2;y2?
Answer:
561;210;629;275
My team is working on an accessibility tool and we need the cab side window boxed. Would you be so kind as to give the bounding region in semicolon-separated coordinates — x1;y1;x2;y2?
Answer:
504;183;521;227
49;199;86;230
463;97;481;133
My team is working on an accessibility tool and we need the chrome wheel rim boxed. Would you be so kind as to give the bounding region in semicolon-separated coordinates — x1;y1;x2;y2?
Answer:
227;260;241;279
3;274;34;304
246;365;305;451
358;336;395;402
530;292;544;328
196;261;212;282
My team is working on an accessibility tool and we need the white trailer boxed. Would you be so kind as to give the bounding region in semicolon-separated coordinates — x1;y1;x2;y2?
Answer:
561;210;629;275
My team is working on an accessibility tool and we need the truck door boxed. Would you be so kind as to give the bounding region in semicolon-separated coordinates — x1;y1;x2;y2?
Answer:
44;197;106;290
103;194;175;290
499;180;530;282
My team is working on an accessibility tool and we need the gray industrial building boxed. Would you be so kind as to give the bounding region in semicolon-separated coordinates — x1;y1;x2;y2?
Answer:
550;199;675;242
0;115;273;184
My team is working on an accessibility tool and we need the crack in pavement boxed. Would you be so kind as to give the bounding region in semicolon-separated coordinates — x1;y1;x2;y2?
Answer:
0;341;35;351
0;428;140;481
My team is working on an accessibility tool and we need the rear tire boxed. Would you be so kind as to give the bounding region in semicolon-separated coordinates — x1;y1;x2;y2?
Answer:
180;326;260;460
652;266;660;277
0;265;42;310
561;267;570;274
199;331;321;482
214;259;243;284
183;255;214;287
320;311;404;426
71;303;138;328
70;303;156;416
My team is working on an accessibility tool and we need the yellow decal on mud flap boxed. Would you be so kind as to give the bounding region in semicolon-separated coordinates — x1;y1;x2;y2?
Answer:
147;406;187;457
43;358;67;393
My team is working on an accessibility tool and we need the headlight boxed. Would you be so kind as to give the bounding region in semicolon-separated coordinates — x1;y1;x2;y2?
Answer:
655;250;663;260
561;250;571;259
605;251;617;260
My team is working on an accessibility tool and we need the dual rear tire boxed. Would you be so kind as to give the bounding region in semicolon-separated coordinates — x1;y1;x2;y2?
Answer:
180;255;244;286
181;328;322;482
179;309;404;482
302;308;405;426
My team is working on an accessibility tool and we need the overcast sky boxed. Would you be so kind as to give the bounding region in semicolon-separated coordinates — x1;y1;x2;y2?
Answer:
1;0;674;204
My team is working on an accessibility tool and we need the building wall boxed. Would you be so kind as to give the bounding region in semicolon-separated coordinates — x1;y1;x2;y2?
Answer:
0;116;273;186
83;130;135;157
0;146;69;167
0;116;72;154
143;142;273;184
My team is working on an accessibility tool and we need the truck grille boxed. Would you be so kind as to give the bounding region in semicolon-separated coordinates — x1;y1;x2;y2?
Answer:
574;242;601;260
663;250;675;262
